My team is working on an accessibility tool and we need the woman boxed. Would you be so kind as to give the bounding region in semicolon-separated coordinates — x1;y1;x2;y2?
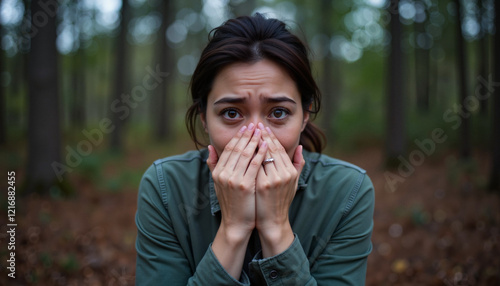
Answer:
136;13;374;285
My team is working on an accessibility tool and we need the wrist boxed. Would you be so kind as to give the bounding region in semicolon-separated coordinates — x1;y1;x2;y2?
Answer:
212;224;253;280
217;223;253;246
258;222;294;258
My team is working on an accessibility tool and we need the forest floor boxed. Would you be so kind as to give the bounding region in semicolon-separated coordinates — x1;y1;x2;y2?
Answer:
0;146;499;285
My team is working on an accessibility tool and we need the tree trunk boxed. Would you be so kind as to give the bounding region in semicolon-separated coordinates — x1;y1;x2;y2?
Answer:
319;0;338;145
71;48;86;127
385;0;406;166
154;0;174;141
414;0;430;111
0;11;5;145
489;0;500;191
229;0;256;17
478;0;490;115
454;0;470;159
70;1;86;128
26;0;62;193
109;0;130;151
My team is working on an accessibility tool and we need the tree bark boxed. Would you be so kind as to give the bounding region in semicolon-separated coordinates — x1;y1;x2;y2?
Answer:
0;10;5;145
70;1;86;128
478;0;490;115
454;0;470;159
414;1;430;112
109;0;130;151
26;0;62;193
489;0;500;191
319;0;339;145
385;0;406;166
154;0;174;141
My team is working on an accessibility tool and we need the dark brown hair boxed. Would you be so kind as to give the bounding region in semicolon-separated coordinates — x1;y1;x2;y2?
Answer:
186;13;325;152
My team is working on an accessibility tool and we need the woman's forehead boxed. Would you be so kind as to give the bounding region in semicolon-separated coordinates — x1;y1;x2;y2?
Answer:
208;60;300;103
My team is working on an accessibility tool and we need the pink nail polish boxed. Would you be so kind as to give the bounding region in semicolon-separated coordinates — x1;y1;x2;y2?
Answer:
258;122;265;130
248;123;255;130
254;128;261;135
239;126;247;133
266;127;272;134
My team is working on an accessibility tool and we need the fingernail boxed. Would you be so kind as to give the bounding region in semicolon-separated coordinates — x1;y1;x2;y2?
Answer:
254;128;261;135
266;127;272;134
239;125;247;133
258;122;265;130
248;123;255;130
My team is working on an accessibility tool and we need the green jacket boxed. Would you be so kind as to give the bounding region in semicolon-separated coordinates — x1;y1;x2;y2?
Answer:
135;149;374;285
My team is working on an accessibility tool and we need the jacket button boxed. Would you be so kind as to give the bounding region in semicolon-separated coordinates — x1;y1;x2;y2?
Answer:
269;270;278;279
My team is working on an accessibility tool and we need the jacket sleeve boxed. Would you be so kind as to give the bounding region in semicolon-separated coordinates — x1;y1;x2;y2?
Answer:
248;174;375;285
135;164;251;286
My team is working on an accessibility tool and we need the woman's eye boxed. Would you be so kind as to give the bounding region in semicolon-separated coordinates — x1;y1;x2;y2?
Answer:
222;109;241;119
270;108;289;119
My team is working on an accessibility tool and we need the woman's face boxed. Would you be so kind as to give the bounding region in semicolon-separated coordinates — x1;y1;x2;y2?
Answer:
201;59;309;160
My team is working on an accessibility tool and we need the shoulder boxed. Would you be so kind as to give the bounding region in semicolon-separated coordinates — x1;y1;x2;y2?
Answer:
139;149;209;207
148;149;208;179
303;151;369;184
301;151;374;211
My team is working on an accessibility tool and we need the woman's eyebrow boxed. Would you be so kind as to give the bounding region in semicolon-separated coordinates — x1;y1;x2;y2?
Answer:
213;95;296;105
263;96;296;105
213;97;246;105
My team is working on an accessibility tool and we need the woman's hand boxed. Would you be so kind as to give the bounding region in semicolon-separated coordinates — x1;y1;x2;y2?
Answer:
255;123;305;257
208;122;269;236
208;123;269;279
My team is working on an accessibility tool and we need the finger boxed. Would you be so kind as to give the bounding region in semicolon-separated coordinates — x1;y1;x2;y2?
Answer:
265;126;294;167
217;125;247;167
258;124;286;169
292;145;305;173
225;123;258;170
234;127;262;171
245;139;268;179
262;156;279;178
207;145;219;173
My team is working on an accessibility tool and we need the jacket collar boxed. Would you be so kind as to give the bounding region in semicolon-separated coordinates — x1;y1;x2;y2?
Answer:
208;151;312;216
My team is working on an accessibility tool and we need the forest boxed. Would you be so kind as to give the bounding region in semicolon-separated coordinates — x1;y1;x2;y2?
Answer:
0;0;499;284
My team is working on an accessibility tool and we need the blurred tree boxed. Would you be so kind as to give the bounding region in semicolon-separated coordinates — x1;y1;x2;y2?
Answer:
26;0;62;193
0;0;5;145
454;0;470;159
229;0;256;17
414;0;430;111
477;0;490;115
386;0;406;166
69;0;86;127
319;0;339;145
490;0;500;191
110;0;131;151
153;0;174;141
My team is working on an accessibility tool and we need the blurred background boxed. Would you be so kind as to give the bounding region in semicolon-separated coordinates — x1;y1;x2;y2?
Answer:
0;0;499;285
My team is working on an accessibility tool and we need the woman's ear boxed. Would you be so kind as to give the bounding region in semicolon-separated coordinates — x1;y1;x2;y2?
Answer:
200;113;208;133
301;111;310;132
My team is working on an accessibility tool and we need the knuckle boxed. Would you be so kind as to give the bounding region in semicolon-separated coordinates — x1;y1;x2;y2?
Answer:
250;160;261;167
227;178;235;188
241;149;253;158
237;182;247;191
272;178;283;187
260;181;271;190
224;144;234;152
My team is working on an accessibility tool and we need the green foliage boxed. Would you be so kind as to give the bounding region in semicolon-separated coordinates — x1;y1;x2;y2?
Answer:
40;252;54;268
59;253;80;274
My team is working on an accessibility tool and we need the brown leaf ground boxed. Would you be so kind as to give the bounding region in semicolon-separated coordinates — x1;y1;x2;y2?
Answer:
1;147;499;285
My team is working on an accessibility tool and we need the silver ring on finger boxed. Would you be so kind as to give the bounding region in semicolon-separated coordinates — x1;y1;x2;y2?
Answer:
263;158;274;165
